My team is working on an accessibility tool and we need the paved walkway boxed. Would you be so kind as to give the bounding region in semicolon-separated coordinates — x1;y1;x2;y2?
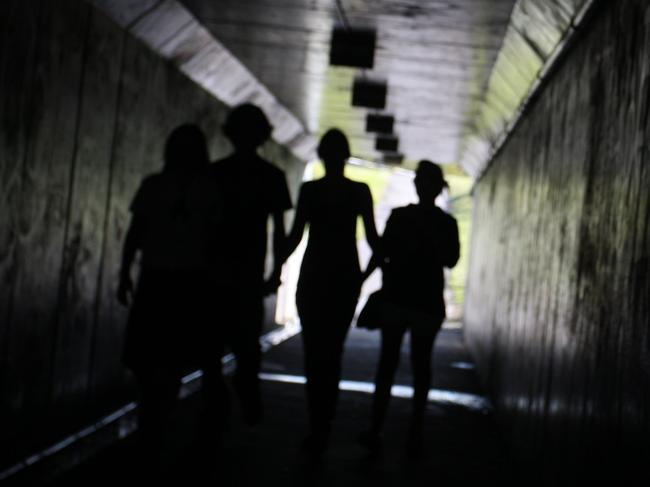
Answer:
49;326;514;486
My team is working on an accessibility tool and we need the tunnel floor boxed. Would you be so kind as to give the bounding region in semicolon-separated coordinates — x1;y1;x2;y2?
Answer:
47;326;514;486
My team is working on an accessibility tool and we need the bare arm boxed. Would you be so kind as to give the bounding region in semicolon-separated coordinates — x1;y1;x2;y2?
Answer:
264;210;288;295
360;185;380;253
282;194;308;263
263;186;308;294
443;218;461;268
360;185;381;280
272;210;287;270
361;252;382;282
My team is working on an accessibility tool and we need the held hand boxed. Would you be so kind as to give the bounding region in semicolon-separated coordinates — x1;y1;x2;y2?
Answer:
117;275;133;307
360;266;376;285
360;269;371;283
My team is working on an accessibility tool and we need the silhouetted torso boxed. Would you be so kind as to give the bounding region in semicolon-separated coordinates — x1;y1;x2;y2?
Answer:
122;170;211;374
117;123;213;475
360;176;460;456
207;153;291;290
382;203;458;319
130;172;209;271
297;177;370;298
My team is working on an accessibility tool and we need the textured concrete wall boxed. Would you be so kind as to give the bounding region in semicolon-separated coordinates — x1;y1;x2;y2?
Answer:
0;0;303;468
465;0;650;475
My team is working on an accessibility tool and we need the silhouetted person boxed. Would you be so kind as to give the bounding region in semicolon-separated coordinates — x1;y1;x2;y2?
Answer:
358;160;460;457
204;103;292;426
282;129;380;455
117;123;212;472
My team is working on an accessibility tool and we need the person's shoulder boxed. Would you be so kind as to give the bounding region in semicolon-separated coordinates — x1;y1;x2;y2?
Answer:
208;155;235;172
381;206;412;238
391;204;416;217
130;172;164;211
206;157;240;187
257;156;287;179
436;206;457;224
349;179;369;190
385;205;413;226
300;179;327;204
433;207;458;235
347;179;371;197
136;172;165;193
393;203;420;215
141;172;162;184
299;179;318;195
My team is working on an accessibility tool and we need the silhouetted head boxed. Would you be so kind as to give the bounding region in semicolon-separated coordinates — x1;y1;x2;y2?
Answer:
164;123;209;174
223;103;273;151
317;128;350;176
414;160;446;203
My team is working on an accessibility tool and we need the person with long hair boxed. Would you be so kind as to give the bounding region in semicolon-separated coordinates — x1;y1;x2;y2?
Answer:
117;123;212;470
280;128;380;455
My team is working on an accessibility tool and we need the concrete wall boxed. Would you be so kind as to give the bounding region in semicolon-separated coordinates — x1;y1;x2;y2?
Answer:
464;0;650;475
0;0;303;469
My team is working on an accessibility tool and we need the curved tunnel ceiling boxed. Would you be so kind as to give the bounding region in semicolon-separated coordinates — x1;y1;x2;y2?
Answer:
179;0;518;167
89;0;598;176
460;0;596;177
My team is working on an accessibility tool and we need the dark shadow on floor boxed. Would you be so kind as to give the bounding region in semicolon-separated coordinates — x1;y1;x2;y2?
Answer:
46;327;515;486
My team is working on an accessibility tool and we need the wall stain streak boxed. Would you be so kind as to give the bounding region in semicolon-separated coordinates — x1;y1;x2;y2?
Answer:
0;0;304;470
465;0;650;478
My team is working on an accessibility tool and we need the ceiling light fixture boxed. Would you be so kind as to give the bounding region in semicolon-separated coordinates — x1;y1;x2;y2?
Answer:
366;114;394;134
352;78;387;109
375;135;399;152
329;27;376;68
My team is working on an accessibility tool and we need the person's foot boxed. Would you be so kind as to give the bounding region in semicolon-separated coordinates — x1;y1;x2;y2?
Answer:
357;430;383;455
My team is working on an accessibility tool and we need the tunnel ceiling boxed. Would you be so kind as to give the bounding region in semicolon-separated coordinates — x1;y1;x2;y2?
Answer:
460;0;595;177
179;0;518;166
89;0;596;174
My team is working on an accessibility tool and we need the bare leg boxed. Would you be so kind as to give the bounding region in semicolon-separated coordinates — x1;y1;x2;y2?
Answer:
230;294;264;425
407;326;438;456
370;325;407;433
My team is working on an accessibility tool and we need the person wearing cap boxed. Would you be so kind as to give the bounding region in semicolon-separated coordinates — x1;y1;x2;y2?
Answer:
281;128;380;455
358;160;460;457
203;103;292;428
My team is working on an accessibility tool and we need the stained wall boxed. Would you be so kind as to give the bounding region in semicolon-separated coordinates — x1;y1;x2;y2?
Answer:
464;0;650;475
0;0;303;468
